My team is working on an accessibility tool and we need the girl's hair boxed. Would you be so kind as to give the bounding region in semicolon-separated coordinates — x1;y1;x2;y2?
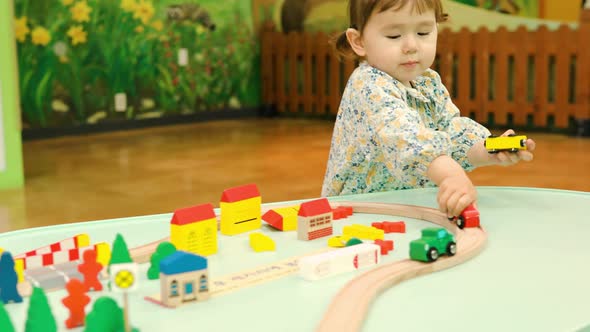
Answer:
333;0;448;60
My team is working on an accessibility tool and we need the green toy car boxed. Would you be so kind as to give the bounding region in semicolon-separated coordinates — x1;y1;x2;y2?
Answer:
409;228;457;262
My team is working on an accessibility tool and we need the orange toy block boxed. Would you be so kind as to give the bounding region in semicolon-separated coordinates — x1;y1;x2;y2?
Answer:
371;221;406;233
78;249;103;292
62;279;90;329
374;239;394;255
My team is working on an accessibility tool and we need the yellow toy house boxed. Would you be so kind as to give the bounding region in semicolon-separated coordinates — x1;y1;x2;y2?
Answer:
220;184;262;235
170;203;218;256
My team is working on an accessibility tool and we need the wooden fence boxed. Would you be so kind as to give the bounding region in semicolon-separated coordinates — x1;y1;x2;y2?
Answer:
260;18;590;130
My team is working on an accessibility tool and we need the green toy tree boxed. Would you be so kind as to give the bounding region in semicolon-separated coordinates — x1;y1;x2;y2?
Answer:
109;233;133;266
108;233;134;291
84;296;140;332
0;301;15;332
147;241;177;280
25;287;57;332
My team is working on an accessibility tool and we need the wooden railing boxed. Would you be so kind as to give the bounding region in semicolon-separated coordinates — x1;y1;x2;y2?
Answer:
260;17;590;130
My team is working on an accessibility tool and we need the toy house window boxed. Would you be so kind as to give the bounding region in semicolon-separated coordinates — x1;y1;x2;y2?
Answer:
199;275;208;292
184;282;194;295
170;280;179;297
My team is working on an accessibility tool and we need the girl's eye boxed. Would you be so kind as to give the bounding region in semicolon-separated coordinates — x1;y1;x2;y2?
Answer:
418;32;430;36
386;35;401;39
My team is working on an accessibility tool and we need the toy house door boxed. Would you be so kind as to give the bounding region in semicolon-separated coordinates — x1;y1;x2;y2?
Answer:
183;281;196;302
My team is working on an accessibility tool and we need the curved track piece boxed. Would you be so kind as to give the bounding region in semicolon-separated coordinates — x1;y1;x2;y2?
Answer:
316;201;487;332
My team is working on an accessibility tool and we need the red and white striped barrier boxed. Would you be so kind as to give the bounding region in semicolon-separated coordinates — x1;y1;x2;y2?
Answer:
16;242;110;270
15;234;90;259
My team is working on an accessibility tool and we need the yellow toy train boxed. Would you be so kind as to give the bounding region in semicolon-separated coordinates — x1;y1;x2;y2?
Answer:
484;134;528;153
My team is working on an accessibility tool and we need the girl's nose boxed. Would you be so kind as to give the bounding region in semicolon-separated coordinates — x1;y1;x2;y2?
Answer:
403;36;418;54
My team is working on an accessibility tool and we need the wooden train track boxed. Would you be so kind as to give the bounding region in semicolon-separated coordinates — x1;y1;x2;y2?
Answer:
17;199;486;332
316;201;487;332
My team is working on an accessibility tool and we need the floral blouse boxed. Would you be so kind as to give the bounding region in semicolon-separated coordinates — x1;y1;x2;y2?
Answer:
321;61;491;197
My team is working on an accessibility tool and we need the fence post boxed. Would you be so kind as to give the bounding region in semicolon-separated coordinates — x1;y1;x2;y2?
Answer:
577;6;590;135
260;19;276;114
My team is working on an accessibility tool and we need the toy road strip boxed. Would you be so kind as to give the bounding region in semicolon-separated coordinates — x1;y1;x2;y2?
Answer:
145;247;334;307
16;242;111;296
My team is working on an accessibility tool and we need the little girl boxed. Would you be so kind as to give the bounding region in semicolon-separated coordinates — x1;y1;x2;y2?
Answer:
321;0;535;218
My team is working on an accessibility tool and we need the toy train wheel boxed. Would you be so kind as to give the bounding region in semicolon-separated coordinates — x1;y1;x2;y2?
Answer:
427;248;439;262
456;216;465;229
446;242;457;256
520;139;526;147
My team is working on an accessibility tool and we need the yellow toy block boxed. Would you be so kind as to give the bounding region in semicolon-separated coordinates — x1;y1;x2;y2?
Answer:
342;224;384;240
327;235;352;248
272;206;300;231
171;217;218;256
220;197;262;235
76;233;91;247
15;258;24;283
0;247;3;254
249;232;275;252
94;242;111;267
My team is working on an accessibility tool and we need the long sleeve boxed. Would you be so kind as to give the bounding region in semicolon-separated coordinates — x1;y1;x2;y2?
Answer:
367;88;453;187
432;77;491;171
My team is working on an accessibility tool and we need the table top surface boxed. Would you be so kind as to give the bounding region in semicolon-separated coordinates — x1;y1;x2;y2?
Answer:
2;186;590;332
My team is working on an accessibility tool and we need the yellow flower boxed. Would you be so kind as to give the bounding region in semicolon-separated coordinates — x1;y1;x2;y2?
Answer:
67;25;87;45
70;1;92;23
135;25;144;33
151;19;163;31
133;0;154;25
121;0;137;12
31;26;51;46
14;17;30;43
195;25;206;35
62;0;74;5
59;55;70;63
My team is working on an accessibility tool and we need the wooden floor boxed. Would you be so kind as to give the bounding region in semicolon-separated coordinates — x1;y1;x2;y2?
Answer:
1;118;588;232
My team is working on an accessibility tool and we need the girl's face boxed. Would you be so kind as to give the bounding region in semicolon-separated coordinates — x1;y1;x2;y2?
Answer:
350;3;438;87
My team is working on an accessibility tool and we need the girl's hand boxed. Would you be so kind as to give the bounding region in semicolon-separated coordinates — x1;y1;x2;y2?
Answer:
437;173;477;218
490;129;536;166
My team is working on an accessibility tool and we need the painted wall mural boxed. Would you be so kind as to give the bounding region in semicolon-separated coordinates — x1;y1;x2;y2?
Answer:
14;0;259;128
253;0;578;34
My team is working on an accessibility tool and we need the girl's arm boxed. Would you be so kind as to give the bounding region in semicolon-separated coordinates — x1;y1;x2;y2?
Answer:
427;155;477;218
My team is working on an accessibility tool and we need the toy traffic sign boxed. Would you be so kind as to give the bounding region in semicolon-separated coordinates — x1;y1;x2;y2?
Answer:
110;263;138;292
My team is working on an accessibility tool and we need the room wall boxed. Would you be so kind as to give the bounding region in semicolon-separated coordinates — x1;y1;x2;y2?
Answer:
253;0;580;33
0;0;24;189
13;0;260;129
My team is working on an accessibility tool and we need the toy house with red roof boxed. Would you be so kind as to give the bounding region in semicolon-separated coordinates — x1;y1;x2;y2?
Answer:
297;198;333;241
220;184;262;235
170;203;218;256
261;205;299;231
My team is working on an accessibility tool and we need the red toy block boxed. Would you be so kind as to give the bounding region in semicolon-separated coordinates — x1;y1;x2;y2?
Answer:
373;239;394;255
372;221;405;233
262;209;283;230
371;222;383;229
332;206;354;220
384;221;405;233
342;206;353;216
